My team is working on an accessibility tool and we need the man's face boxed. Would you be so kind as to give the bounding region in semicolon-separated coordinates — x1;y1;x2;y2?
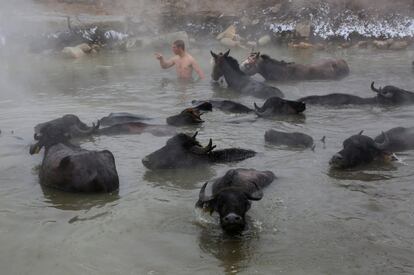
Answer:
172;44;181;55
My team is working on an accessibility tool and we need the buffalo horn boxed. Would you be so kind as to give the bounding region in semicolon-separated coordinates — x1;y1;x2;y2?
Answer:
375;131;390;150
370;81;381;93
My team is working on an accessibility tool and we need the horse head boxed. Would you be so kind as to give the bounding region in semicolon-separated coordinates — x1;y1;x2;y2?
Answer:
210;49;230;81
240;52;261;76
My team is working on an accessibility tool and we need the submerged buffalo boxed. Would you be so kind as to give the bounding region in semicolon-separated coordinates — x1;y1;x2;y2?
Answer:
329;131;393;169
99;112;150;127
254;97;306;116
374;126;414;151
191;99;253;113
299;82;414;106
196;168;275;234
34;114;99;140
370;82;414;105
240;52;349;81
265;129;314;148
97;122;176;137
142;132;256;169
166;108;205;126
30;122;119;192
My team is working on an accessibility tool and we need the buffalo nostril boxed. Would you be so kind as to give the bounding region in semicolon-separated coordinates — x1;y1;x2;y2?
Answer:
223;213;242;224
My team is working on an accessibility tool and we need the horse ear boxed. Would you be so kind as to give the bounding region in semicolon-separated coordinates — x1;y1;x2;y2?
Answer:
224;49;230;57
210;51;218;58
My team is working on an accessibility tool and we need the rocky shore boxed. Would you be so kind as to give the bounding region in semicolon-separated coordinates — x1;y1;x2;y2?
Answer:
2;0;414;55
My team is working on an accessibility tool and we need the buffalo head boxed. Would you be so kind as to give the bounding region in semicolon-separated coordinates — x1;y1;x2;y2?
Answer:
142;132;215;169
196;168;275;234
329;131;392;169
254;96;306;116
33;114;99;142
371;82;414;105
166;108;204;126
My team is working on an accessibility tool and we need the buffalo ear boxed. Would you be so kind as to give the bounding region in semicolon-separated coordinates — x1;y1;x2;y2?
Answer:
210;50;218;59
245;189;263;201
224;49;230;57
59;156;71;168
256;52;260;58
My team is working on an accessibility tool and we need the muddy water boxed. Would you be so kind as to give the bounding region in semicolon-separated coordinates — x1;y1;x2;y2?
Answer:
0;45;414;274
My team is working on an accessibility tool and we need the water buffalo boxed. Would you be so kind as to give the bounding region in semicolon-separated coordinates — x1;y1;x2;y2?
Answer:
99;112;150;127
374;127;414;151
370;82;414;105
211;50;284;99
299;82;414;106
30;122;119;193
254;97;306;116
265;129;314;148
34;114;99;140
191;99;253;113
240;52;349;81
329;131;392;169
142;132;256;170
298;93;375;105
196;168;275;234
97;122;176;137
166;108;205;126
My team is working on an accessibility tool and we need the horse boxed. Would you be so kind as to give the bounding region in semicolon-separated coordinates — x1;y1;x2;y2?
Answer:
210;50;284;99
240;52;350;81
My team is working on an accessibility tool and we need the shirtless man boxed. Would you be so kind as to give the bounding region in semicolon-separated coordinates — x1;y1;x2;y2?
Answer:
155;40;205;80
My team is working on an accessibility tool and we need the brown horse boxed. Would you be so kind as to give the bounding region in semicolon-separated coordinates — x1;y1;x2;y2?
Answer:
240;52;350;81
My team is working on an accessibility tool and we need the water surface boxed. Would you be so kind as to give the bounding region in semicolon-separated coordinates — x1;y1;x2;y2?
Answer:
0;45;414;274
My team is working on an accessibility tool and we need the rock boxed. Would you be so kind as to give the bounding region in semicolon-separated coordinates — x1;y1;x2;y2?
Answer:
339;42;352;49
373;39;393;50
289;42;314;49
77;43;92;53
240;16;250;26
258;35;271;46
314;43;326;50
269;4;282;13
389;40;409;50
62;45;86;58
220;37;241;48
354;41;368;48
251;19;260;26
247;41;257;49
216;25;237;40
295;23;311;38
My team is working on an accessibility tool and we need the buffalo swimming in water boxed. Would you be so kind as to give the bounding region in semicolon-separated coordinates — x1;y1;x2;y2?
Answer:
142;132;256;170
196;168;275;234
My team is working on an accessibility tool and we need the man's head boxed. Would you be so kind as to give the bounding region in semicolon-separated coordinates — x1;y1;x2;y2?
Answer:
172;40;185;55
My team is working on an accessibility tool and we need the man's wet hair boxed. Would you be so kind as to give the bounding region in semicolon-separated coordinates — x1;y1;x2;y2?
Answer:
173;40;185;50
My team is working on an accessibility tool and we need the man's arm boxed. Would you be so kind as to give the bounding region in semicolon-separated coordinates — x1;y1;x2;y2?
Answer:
155;53;175;69
191;58;205;80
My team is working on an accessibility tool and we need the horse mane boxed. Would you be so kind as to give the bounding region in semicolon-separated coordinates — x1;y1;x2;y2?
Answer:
260;54;294;66
225;55;246;75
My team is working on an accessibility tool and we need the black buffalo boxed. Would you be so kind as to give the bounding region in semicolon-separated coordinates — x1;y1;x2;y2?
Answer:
99;112;150;127
34;114;99;140
97;122;176;137
142;132;256;169
191;99;253;113
166;108;205;126
374;126;414;152
254;97;306;116
329;131;392;169
30;122;119;192
370;82;414;105
265;129;314;148
196;168;275;234
298;82;414;106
